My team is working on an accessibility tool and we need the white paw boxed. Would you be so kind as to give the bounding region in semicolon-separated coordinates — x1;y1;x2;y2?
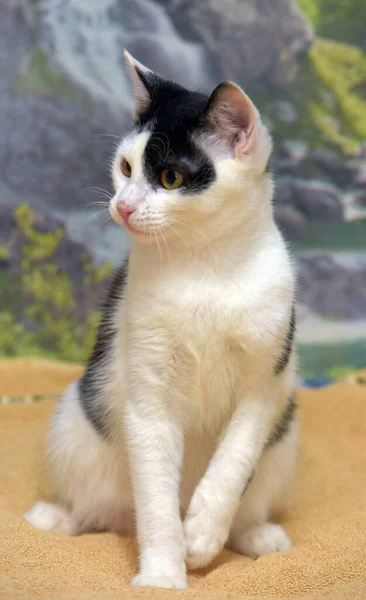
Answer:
184;491;229;570
24;501;78;535
233;523;292;559
132;572;187;589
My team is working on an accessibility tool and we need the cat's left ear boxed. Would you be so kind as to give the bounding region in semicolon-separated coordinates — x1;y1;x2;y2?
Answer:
204;81;271;168
124;50;154;119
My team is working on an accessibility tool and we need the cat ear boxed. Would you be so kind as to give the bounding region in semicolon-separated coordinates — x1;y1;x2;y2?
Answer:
124;50;153;119
204;81;258;157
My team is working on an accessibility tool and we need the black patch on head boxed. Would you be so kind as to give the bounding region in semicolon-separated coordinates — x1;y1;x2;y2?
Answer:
79;258;129;438
135;69;216;195
274;305;296;375
266;393;297;449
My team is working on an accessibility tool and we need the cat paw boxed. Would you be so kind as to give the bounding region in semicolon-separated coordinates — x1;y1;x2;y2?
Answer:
24;501;78;536
132;571;187;589
184;491;228;569
231;523;292;559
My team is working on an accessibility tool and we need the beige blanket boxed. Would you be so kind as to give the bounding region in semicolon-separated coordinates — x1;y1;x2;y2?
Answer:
1;359;365;599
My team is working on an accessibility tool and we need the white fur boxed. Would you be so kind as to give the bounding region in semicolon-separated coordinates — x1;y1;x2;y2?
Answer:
26;88;297;589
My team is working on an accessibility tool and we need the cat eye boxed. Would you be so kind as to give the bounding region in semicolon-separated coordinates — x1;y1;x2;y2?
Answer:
121;158;132;177
160;169;184;190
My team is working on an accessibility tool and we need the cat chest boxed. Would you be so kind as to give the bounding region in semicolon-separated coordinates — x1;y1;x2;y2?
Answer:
169;334;246;423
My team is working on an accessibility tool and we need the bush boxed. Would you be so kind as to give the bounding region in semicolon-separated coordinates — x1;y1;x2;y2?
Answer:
0;204;113;363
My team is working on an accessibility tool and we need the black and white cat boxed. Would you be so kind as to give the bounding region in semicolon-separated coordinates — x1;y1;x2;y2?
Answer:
25;51;297;590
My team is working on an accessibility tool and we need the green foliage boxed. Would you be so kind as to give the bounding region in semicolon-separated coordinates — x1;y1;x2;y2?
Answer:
253;3;366;154
294;220;366;251
15;204;64;259
0;204;113;363
0;246;10;259
298;339;366;379
297;0;366;47
253;35;366;154
310;39;366;144
326;365;357;380
15;46;82;103
0;313;39;357
297;0;319;28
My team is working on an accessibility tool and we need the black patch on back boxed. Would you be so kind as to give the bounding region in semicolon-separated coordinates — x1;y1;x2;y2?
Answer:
274;305;296;375
79;258;129;438
135;70;216;195
264;155;274;175
266;393;297;449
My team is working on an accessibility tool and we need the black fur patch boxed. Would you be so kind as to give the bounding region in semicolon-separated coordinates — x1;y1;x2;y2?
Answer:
135;69;216;195
264;155;274;175
274;305;296;375
78;258;129;438
266;393;297;449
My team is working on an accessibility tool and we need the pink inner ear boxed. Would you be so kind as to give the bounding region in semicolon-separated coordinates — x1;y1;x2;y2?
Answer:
124;51;151;118
206;83;257;155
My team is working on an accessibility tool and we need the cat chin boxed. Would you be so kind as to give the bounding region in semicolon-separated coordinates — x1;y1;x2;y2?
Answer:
125;223;153;242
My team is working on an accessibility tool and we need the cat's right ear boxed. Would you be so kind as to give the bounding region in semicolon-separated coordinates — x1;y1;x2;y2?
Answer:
124;50;153;119
204;81;272;171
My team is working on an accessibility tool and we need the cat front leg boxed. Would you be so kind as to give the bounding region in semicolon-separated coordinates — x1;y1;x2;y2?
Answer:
184;389;279;570
125;392;186;589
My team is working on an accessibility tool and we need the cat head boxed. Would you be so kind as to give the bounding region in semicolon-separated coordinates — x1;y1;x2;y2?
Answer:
109;51;273;246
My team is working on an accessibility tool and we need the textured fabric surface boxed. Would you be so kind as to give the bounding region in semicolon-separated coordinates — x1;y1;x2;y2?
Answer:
0;360;365;599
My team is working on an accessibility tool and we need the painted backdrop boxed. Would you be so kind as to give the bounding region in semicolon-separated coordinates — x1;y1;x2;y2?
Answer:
1;0;365;381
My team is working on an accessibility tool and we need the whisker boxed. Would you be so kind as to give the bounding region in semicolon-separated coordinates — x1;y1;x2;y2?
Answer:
154;231;163;269
89;133;119;138
158;226;171;266
172;217;209;242
82;186;113;198
166;224;188;248
80;199;110;210
85;207;111;221
88;133;120;143
100;214;112;228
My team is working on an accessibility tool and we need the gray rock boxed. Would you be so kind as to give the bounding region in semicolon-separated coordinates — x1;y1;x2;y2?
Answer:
271;101;298;123
346;160;366;187
155;0;313;86
0;0;34;91
39;0;313;115
354;190;366;207
273;176;295;205
307;149;351;187
282;140;308;162
297;252;366;319
293;179;343;221
0;2;117;216
275;205;307;240
342;190;366;221
1;93;116;213
62;209;129;267
275;158;301;176
40;0;212;113
0;0;314;226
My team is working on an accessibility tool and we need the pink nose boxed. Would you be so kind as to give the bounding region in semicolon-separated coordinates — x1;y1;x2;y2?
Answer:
117;204;135;223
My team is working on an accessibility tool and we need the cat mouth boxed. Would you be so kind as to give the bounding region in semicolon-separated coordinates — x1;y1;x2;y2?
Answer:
110;205;164;241
110;205;149;238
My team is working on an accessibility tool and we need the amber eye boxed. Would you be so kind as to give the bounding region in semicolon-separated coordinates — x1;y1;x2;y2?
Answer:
160;169;184;190
121;158;132;177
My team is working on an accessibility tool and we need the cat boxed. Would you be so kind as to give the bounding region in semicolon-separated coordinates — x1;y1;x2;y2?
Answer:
25;51;298;590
